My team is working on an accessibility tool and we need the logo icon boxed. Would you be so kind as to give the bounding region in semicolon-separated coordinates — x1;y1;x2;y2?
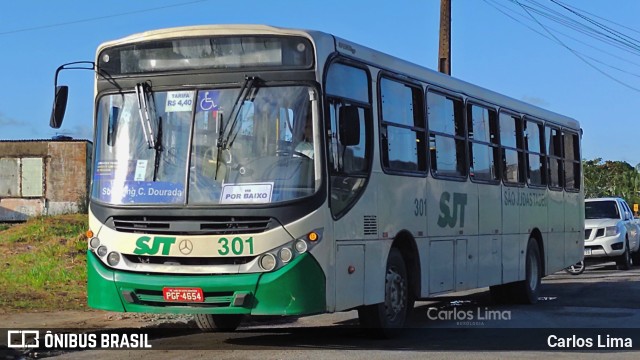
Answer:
178;239;193;255
7;330;39;348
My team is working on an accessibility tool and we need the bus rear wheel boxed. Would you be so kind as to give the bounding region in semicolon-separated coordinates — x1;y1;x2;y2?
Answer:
357;247;409;337
194;314;243;332
510;238;542;304
490;238;541;304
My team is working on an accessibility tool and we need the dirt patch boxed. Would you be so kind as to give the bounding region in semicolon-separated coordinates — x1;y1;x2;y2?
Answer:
1;310;195;329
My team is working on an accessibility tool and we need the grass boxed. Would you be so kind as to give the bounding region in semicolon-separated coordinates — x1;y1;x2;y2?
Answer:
0;214;88;313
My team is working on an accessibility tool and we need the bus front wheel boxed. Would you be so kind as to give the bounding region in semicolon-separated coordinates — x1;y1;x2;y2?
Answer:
194;314;243;332
357;247;409;337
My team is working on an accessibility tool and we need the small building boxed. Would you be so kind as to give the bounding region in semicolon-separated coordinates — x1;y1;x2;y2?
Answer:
0;139;92;221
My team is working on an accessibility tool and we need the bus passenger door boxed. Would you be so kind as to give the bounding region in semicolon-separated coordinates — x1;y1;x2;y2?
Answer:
477;183;502;288
425;178;478;294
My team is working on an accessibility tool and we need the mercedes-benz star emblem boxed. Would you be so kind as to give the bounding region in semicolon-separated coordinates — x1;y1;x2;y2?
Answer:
178;239;194;255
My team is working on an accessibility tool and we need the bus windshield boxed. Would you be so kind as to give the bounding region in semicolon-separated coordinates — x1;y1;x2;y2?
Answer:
92;85;318;206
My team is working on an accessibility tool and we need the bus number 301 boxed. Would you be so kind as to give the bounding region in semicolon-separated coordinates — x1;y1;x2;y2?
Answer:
218;237;254;256
414;198;427;216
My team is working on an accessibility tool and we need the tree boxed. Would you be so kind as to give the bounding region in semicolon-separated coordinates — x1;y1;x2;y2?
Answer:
583;158;640;208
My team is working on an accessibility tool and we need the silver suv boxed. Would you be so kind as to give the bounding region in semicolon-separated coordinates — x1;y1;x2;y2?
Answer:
584;197;640;270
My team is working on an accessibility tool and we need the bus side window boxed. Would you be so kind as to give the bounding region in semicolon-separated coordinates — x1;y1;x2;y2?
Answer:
499;112;525;184
546;125;563;189
427;91;466;178
379;77;426;173
467;103;499;181
563;131;580;190
524;118;546;186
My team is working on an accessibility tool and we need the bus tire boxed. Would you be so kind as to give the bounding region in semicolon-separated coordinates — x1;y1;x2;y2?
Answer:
357;247;408;338
194;314;243;332
616;239;632;270
510;238;542;304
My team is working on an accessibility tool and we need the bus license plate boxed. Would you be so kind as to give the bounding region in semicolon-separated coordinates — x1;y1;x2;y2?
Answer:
584;248;592;256
163;288;204;302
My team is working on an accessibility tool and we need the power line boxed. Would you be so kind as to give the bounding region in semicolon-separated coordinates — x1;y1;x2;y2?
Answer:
0;0;209;36
517;0;640;54
511;0;640;92
548;0;640;52
484;0;640;92
483;0;640;70
483;0;640;73
551;0;640;37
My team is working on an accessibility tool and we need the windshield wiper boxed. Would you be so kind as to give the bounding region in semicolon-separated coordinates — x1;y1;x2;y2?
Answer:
135;82;163;181
213;76;260;181
135;83;156;149
153;116;163;181
218;76;260;150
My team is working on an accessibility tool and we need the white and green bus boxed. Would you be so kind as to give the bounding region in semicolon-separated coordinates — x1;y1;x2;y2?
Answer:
50;25;584;333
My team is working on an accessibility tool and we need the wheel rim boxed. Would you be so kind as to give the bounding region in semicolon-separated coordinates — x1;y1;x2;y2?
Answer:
571;261;584;273
567;261;584;274
384;267;406;323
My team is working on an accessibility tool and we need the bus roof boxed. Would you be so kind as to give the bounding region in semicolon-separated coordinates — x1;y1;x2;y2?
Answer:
97;24;580;130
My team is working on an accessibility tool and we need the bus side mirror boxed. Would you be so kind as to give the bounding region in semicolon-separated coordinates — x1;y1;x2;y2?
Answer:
339;105;360;146
50;85;68;129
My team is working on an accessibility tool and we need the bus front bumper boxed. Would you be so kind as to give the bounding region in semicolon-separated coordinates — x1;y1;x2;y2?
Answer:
87;251;326;316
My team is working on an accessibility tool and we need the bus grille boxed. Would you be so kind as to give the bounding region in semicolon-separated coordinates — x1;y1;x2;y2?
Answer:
122;254;254;266
364;215;378;236
109;216;273;235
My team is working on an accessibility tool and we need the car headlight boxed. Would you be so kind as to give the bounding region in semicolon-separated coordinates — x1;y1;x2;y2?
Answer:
605;226;620;236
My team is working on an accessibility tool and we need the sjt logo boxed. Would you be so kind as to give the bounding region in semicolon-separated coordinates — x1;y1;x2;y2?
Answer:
133;236;176;255
437;192;468;228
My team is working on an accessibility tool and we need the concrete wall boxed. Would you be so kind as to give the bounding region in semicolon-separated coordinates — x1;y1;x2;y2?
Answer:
0;140;92;221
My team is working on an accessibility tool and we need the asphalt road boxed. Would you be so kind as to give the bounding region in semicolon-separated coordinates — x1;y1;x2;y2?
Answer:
4;261;640;359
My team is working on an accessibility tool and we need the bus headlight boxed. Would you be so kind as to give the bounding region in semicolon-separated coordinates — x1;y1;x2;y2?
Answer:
89;237;100;249
97;246;108;257
294;239;308;253
259;253;277;271
279;248;293;263
107;252;120;266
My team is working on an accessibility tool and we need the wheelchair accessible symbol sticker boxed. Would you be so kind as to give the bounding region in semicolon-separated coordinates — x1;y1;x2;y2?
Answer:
198;90;220;112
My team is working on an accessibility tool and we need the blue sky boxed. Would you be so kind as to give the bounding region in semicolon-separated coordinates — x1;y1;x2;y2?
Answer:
1;0;639;165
